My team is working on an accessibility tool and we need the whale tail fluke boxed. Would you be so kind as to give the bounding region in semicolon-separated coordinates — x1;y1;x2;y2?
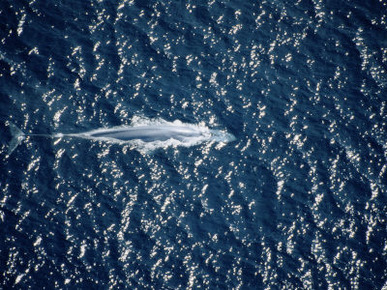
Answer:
7;122;25;157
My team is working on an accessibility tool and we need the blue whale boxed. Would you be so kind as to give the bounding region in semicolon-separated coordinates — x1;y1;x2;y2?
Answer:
86;125;203;142
6;121;235;155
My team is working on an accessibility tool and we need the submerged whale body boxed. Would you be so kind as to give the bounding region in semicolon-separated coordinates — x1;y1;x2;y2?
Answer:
6;119;235;155
87;125;203;142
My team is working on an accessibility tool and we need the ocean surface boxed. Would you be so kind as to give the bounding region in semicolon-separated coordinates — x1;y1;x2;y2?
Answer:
1;0;386;288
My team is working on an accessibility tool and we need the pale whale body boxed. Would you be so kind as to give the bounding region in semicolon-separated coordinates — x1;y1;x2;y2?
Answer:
83;125;204;142
7;119;235;155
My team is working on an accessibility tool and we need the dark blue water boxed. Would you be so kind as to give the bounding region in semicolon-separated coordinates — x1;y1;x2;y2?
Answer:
1;0;386;288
